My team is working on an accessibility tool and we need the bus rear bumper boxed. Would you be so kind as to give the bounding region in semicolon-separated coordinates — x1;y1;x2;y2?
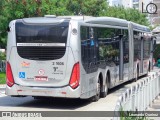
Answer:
5;84;81;98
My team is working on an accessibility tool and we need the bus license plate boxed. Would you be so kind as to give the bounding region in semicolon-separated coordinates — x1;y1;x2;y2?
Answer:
35;76;48;81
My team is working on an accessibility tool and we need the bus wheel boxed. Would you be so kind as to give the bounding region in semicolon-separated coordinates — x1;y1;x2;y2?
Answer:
148;63;151;72
90;78;100;102
101;76;108;98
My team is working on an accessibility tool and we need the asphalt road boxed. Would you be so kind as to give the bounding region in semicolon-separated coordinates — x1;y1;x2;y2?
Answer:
0;82;131;111
0;73;158;120
0;80;137;120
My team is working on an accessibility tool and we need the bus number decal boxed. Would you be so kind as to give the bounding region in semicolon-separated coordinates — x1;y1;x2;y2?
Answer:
53;67;58;72
52;62;64;65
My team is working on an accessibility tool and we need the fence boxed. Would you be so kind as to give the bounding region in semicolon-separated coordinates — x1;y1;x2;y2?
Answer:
0;60;6;72
114;71;160;119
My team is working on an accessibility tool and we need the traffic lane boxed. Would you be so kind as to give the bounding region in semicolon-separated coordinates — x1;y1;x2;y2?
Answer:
0;96;91;111
0;80;134;111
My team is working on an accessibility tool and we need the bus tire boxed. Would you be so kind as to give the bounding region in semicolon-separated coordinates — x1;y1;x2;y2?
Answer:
135;67;139;82
34;96;45;100
90;78;100;102
101;76;108;98
148;62;151;72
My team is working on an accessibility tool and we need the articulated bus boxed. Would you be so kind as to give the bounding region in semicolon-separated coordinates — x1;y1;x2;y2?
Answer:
6;16;154;101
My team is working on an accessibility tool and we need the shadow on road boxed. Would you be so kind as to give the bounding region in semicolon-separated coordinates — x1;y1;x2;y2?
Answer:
0;76;145;110
0;95;92;110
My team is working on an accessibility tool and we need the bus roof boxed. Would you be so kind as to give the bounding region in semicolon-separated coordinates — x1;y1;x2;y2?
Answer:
22;17;69;24
131;22;150;32
21;16;93;24
18;16;149;31
84;17;128;27
57;16;128;27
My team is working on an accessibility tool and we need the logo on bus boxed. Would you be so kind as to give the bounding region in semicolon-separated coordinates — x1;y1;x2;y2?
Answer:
19;72;25;78
38;69;45;76
21;61;30;67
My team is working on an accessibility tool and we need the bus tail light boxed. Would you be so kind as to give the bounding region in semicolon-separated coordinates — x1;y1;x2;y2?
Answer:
69;62;80;89
6;62;14;87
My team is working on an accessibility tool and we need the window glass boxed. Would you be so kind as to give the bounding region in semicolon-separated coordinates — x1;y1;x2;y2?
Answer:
123;30;129;63
134;31;141;60
143;33;151;59
16;21;69;43
98;27;120;65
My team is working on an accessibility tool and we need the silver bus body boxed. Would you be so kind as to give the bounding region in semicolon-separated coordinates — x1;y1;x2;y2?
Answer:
6;16;153;100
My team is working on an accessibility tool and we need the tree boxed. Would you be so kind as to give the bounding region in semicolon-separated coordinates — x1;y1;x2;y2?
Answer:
66;0;107;16
100;6;149;26
0;0;71;47
0;0;149;48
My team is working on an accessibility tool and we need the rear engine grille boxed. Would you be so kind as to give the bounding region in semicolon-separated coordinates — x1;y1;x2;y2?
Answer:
17;46;66;60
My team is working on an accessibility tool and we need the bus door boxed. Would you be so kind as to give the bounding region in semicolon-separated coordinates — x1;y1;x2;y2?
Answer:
122;30;129;81
143;33;151;73
98;28;120;84
81;27;98;91
114;29;129;82
88;27;98;72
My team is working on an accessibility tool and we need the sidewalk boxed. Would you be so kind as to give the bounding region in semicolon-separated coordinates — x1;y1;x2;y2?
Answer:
147;96;160;120
147;67;160;120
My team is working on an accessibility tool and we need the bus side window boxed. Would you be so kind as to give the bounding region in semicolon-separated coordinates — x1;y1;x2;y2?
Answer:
143;33;151;59
123;29;129;63
134;31;141;60
80;26;90;71
97;27;120;66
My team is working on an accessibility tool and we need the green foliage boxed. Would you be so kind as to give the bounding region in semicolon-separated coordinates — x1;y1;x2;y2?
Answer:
0;0;71;47
100;6;149;26
149;24;160;30
66;0;107;16
99;45;119;58
0;52;6;60
119;107;149;120
0;72;6;84
0;0;149;47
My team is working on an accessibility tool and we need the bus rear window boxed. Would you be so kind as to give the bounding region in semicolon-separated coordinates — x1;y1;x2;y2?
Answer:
15;21;69;44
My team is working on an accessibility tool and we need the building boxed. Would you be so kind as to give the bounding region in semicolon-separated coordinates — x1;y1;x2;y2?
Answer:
108;0;122;6
108;0;132;8
108;0;160;26
122;0;133;8
132;0;160;26
150;0;160;25
133;0;139;9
